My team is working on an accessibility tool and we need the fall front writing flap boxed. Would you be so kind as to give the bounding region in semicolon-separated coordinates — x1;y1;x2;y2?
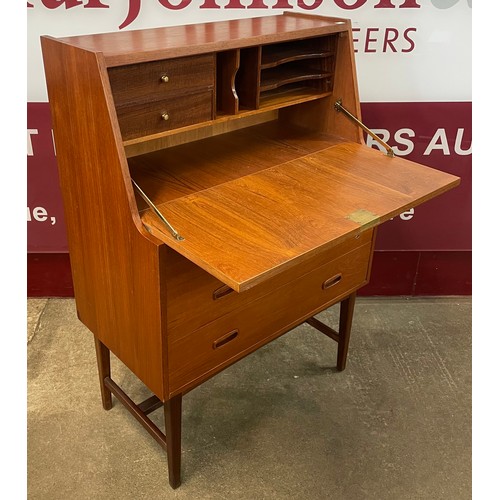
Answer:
140;141;460;292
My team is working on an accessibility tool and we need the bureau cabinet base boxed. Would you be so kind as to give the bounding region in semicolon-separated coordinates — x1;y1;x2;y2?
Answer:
93;292;356;488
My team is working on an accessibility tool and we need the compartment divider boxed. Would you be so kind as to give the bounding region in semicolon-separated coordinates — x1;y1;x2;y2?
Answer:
216;49;240;116
235;46;262;110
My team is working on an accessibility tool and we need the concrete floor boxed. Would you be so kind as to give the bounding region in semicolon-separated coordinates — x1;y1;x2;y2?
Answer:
28;297;471;500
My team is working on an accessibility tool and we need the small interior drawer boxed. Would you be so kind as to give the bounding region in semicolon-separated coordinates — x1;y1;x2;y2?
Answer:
166;229;373;336
108;54;215;106
115;90;214;140
167;239;372;395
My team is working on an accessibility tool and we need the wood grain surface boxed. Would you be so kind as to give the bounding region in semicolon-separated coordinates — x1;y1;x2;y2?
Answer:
128;121;344;206
167;241;372;396
165;230;373;336
142;140;459;292
108;54;215;107
56;13;350;67
41;37;168;399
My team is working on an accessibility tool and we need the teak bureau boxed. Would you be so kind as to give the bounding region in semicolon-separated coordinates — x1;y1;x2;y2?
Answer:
41;13;460;488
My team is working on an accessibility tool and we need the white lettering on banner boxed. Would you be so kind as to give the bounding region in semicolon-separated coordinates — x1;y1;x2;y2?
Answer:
366;128;471;156
454;128;472;156
424;128;449;155
393;128;415;155
27;206;57;225
399;208;414;220
27;129;39;157
27;128;57;157
366;129;390;151
366;128;391;145
389;208;414;221
51;129;57;156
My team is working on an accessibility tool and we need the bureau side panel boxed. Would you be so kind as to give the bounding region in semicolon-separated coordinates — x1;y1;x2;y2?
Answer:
41;37;167;399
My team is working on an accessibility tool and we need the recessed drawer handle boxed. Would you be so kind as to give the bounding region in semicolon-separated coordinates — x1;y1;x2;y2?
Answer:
160;74;169;83
213;329;238;350
161;112;169;121
322;273;343;289
213;284;234;300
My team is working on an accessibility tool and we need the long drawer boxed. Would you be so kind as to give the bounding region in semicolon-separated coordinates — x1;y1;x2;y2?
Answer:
166;229;373;337
167;239;372;395
108;54;215;106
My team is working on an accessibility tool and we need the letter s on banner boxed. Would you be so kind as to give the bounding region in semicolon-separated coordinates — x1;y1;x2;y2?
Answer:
393;128;415;156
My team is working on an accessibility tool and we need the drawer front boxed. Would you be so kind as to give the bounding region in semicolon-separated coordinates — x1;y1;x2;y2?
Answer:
168;241;372;395
116;90;214;140
108;54;215;106
166;229;373;336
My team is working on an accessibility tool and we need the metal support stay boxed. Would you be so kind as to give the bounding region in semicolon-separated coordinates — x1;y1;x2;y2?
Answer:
334;99;395;158
132;179;184;241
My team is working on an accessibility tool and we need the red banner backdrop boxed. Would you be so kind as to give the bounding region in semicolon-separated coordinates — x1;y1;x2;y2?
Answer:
27;102;67;252
361;101;471;251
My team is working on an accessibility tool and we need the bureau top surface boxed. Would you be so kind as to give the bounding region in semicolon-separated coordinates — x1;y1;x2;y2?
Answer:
51;13;349;66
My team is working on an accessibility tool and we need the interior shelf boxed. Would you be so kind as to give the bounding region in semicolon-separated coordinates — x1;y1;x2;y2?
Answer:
261;46;334;69
260;65;332;92
258;86;330;108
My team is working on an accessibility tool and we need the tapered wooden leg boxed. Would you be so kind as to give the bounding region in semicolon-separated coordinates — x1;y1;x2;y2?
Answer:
94;336;113;410
337;292;356;371
164;395;182;489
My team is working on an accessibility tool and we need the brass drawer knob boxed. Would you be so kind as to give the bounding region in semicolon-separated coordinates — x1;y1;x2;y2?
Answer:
161;113;169;121
161;74;169;83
